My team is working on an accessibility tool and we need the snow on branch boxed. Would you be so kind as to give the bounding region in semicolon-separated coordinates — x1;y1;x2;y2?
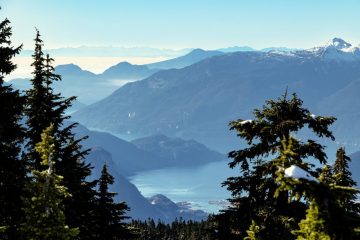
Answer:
239;120;253;125
284;165;318;183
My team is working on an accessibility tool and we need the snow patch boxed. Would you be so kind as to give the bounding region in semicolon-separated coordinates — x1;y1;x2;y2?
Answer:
240;120;253;125
284;165;318;182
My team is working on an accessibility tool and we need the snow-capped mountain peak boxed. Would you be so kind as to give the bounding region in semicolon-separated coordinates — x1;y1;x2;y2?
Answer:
326;38;352;50
298;38;360;61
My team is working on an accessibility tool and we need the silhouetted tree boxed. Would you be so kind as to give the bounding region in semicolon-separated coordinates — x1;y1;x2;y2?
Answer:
25;30;97;238
333;147;358;211
130;217;217;240
327;148;360;239
93;164;132;239
0;15;26;239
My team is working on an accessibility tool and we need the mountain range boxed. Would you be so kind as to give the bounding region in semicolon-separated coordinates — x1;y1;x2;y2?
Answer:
146;49;223;70
72;38;360;153
17;45;299;58
9;44;302;105
9;45;303;105
19;46;192;58
9;48;226;104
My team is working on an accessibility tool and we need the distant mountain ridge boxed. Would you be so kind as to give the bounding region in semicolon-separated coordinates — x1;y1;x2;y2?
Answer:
72;38;360;153
9;63;154;104
19;46;192;57
146;49;224;69
296;38;360;61
101;61;157;79
8;42;326;105
9;48;228;104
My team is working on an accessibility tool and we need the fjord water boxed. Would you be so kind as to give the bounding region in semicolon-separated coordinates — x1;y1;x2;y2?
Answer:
129;160;237;213
128;141;360;214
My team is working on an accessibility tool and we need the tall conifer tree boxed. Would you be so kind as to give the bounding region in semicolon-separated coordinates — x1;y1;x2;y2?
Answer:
222;93;336;239
25;30;74;169
328;148;360;239
25;30;97;238
0;15;26;239
93;164;131;240
333;147;358;209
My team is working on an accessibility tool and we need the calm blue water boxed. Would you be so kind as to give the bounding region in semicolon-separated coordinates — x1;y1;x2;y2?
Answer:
128;145;358;214
129;160;238;213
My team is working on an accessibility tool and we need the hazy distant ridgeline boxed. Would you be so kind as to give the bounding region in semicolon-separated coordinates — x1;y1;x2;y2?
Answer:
9;48;227;104
72;38;360;153
8;46;302;105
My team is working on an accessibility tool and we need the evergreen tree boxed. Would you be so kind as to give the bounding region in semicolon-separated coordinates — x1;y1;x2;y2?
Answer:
282;146;360;239
25;30;74;169
57;131;98;240
222;93;336;239
0;15;26;239
327;148;360;239
21;124;79;239
25;30;97;238
130;218;217;240
25;30;47;168
293;200;331;240
93;164;132;240
333;147;359;211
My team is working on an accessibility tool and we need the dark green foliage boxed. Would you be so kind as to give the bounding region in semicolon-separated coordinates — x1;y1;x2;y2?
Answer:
211;211;242;240
24;30;97;239
333;147;359;211
334;148;354;184
292;147;360;240
0;16;26;239
130;217;217;240
21;124;79;239
57;131;98;239
93;164;132;239
222;93;336;239
293;200;331;240
25;30;74;169
327;148;360;239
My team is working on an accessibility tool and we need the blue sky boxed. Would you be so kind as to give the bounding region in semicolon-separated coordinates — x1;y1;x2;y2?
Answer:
2;0;360;50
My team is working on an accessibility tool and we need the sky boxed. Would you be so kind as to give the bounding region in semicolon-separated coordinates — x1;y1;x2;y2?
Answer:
2;0;360;50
